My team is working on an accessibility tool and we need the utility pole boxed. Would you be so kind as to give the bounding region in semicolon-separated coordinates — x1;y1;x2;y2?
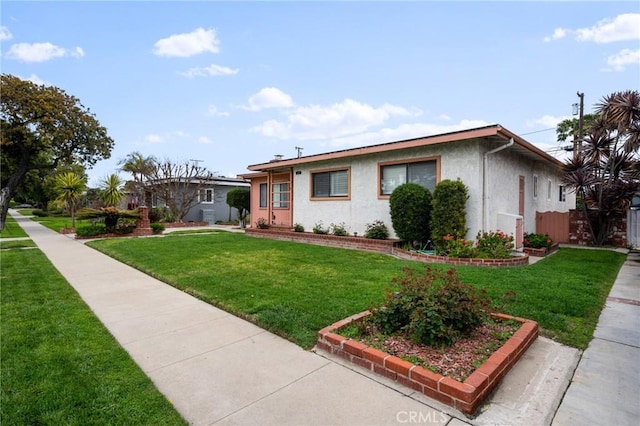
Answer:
577;92;584;158
295;146;303;158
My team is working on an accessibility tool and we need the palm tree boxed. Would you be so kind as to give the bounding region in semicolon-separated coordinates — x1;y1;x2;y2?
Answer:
54;172;87;229
99;173;125;207
118;151;156;207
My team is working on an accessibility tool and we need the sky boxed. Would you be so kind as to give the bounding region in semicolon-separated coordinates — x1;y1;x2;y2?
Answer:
1;1;639;187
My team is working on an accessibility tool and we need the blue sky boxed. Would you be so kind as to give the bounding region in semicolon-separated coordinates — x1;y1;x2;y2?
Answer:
2;1;639;187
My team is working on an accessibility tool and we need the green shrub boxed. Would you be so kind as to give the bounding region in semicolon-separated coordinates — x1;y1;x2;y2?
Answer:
31;209;47;217
113;220;136;235
150;222;165;234
75;223;107;237
312;221;328;235
442;235;478;258
370;267;490;346
431;179;469;254
364;220;389;240
389;183;431;244
476;230;514;259
524;232;553;249
330;222;349;236
293;223;305;232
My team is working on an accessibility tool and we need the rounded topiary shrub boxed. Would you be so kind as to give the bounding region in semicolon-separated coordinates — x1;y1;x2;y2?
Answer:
431;179;469;254
389;183;431;244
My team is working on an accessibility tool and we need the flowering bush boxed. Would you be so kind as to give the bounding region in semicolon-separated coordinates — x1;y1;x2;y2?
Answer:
441;234;478;258
524;232;553;249
475;230;514;259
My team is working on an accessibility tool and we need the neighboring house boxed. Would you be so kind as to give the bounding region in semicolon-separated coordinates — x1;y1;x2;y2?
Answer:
241;124;575;248
124;176;249;224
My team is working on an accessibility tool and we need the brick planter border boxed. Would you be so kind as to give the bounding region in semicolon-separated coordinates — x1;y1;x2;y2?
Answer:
391;247;529;267
316;311;538;416
245;228;529;268
523;242;560;257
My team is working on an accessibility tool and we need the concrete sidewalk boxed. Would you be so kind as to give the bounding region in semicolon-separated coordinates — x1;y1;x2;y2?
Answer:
9;210;621;426
552;250;640;426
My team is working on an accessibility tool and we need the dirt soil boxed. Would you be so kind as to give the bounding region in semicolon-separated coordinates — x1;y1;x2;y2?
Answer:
349;320;519;382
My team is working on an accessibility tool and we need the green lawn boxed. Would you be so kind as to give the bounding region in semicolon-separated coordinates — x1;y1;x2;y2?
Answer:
30;215;91;232
0;215;28;238
0;248;186;425
88;233;625;349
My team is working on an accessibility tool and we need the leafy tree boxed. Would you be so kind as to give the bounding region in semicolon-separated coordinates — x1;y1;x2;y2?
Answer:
556;114;600;149
142;158;214;222
226;187;250;228
0;74;114;230
389;183;431;244
118;151;156;207
54;172;86;229
561;89;640;246
431;179;469;254
99;174;125;207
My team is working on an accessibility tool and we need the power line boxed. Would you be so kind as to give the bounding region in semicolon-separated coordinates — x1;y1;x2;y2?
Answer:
519;127;556;136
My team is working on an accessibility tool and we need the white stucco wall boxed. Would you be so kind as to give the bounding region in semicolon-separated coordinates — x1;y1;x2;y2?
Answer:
290;139;573;239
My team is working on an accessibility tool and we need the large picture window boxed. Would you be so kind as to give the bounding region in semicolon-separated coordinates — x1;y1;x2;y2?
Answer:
380;160;437;195
259;183;267;208
312;169;349;198
272;182;289;208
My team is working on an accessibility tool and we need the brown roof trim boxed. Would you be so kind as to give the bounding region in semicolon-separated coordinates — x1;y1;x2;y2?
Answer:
247;124;562;171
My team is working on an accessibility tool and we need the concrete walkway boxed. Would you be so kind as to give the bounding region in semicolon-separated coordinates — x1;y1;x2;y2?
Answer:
8;210;636;425
552;250;640;426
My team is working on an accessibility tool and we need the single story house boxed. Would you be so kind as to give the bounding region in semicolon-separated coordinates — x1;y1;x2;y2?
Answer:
241;124;575;247
125;176;250;224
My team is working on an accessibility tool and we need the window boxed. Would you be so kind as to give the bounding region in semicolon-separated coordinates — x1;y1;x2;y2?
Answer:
259;183;267;208
272;182;289;208
151;194;165;208
559;185;566;202
312;169;349;198
199;188;214;203
380;160;437;195
547;179;552;200
533;175;538;198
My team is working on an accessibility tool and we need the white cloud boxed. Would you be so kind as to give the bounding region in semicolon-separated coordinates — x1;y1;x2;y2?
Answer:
576;13;640;43
326;120;492;148
0;26;13;41
604;48;640;71
252;98;420;141
207;105;230;117
198;136;213;144
15;73;48;86
527;114;571;129
5;42;84;62
543;28;568;42
438;114;452;121
143;134;164;144
153;27;220;57
243;87;295;111
180;64;239;78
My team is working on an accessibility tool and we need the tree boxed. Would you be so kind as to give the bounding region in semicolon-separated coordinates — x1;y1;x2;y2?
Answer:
54;172;86;229
0;74;114;230
118;151;155;207
431;179;469;254
143;158;214;222
560;90;640;246
226;187;250;228
99;174;125;207
389;183;432;244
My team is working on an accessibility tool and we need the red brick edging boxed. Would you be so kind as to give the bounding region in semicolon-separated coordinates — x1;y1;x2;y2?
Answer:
391;247;529;267
522;243;560;257
316;311;538;415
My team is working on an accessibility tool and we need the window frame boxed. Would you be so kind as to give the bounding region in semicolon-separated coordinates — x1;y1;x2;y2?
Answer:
547;179;552;201
272;182;290;209
558;185;566;202
377;156;440;198
310;167;351;200
259;183;267;208
533;175;538;199
199;188;214;204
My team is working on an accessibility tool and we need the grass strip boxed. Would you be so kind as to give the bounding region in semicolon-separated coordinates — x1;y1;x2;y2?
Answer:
0;249;186;425
87;233;625;350
0;215;28;238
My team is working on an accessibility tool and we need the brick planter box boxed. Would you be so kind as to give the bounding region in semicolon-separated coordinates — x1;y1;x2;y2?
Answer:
391;247;529;268
316;311;538;416
244;227;398;254
523;242;560;257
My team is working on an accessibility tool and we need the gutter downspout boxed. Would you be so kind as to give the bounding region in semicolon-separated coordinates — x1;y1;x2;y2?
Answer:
483;138;514;231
